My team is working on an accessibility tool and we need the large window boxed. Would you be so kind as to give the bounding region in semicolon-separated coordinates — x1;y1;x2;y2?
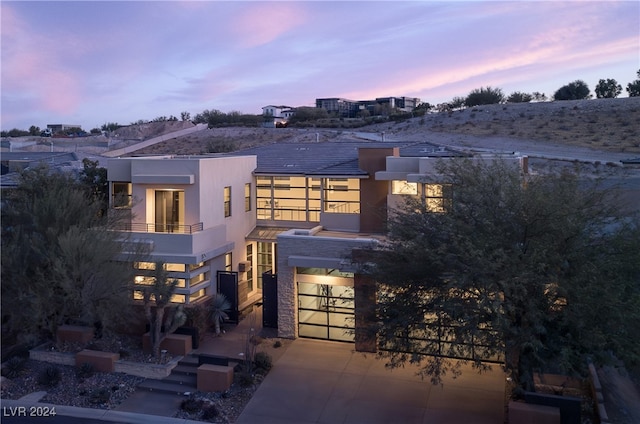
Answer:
256;176;321;222
224;186;231;217
155;190;184;232
323;178;360;214
257;242;274;290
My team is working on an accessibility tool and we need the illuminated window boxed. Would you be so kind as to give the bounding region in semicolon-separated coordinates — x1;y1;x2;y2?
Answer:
224;186;231;217
245;183;251;212
323;178;360;214
392;180;418;195
246;244;253;291
225;252;232;272
256;176;320;222
424;184;452;213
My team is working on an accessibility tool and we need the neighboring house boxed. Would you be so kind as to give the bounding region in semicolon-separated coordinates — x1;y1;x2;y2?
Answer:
315;97;422;118
47;124;82;134
107;140;527;353
261;105;294;128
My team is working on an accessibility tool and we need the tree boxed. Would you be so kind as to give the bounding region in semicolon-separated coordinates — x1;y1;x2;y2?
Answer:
531;92;548;102
141;262;187;359
357;158;640;395
553;80;591;100
595;78;622;98
209;294;231;335
627;69;640;97
1;165;140;344
180;111;191;122
465;86;505;106
287;107;329;124
506;92;533;103
29;125;41;136
78;158;108;214
449;97;466;111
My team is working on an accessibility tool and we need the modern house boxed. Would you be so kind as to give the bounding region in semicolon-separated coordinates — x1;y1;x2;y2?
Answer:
315;96;421;118
107;142;526;352
261;105;294;128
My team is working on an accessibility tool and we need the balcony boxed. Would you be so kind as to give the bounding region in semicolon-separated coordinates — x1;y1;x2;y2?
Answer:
115;222;204;234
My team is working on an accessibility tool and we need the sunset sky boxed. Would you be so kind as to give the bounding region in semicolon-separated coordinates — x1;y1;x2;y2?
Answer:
1;1;638;131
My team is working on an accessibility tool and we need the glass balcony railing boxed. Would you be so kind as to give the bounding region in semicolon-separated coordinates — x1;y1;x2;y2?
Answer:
114;222;204;234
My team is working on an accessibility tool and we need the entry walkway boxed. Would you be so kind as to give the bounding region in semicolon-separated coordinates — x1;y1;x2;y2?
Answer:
237;338;506;424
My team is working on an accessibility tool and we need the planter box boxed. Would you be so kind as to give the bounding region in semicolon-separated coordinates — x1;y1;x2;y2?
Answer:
115;356;181;379
142;333;192;356
197;364;233;392
524;391;581;424
29;345;75;366
56;325;94;345
29;344;180;379
76;349;119;373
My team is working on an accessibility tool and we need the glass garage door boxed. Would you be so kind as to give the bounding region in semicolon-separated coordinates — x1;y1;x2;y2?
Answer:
298;282;355;342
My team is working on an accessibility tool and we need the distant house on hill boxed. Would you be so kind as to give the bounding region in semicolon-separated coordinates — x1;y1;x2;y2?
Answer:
262;105;294;128
316;96;421;118
47;124;82;135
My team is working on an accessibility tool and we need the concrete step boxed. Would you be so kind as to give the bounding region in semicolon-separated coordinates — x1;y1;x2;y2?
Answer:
138;379;196;395
172;364;198;376
162;373;197;386
179;354;199;366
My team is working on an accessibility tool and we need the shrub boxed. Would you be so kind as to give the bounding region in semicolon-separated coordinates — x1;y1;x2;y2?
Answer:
254;352;272;373
76;362;95;379
2;357;27;378
202;404;219;420
38;365;61;387
273;340;282;348
181;397;204;413
236;370;254;387
88;387;111;405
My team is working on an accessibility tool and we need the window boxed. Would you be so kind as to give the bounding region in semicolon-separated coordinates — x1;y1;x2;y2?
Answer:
424;184;452;213
245;183;251;212
392;180;418;195
246;244;254;291
224;186;231;217
112;182;132;208
256;176;319;222
155;190;184;232
323;178;360;214
224;252;232;272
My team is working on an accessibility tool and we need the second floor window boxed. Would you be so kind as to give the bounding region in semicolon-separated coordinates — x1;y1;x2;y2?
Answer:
224;186;231;217
112;182;132;208
245;183;251;212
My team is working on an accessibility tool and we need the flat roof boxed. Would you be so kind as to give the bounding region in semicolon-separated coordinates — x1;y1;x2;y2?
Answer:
229;141;462;176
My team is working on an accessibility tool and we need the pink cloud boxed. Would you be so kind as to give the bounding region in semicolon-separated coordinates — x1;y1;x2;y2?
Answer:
1;4;83;115
228;3;308;48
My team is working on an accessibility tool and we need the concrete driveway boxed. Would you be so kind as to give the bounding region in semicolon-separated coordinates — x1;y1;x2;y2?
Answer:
237;338;505;424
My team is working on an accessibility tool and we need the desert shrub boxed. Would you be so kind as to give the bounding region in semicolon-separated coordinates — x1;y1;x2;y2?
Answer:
273;340;282;348
202;404;219;420
181;396;204;413
38;365;61;387
76;362;95;379
254;352;272;373
2;357;27;378
236;370;254;387
88;387;111;404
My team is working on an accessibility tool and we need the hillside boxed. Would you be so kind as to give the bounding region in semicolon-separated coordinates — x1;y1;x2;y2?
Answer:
133;97;640;156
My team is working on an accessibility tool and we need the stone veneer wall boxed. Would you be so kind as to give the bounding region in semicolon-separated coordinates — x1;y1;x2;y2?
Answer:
276;229;377;339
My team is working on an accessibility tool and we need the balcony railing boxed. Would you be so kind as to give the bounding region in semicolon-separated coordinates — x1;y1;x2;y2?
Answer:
115;222;204;234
